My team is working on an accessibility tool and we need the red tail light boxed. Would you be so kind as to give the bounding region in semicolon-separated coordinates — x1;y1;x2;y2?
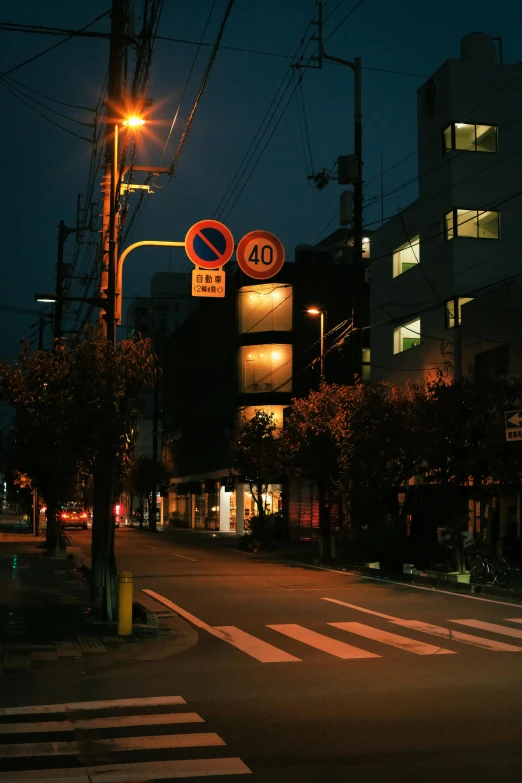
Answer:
61;513;69;520
81;512;88;519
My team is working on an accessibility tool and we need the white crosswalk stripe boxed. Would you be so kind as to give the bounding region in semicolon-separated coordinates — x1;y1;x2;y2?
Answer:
267;624;380;659
448;619;522;639
329;621;456;655
0;695;251;781
391;619;522;652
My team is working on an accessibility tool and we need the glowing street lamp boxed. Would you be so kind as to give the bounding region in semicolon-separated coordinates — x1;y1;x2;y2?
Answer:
307;308;326;382
122;116;145;127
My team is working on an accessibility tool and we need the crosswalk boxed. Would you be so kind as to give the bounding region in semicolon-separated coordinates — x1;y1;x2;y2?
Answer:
143;588;522;663
0;695;251;781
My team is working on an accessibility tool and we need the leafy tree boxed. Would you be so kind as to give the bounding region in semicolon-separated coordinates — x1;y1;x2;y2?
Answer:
282;384;343;559
229;410;287;547
0;330;157;619
125;455;171;528
66;330;157;617
418;372;522;570
0;343;81;551
332;381;425;557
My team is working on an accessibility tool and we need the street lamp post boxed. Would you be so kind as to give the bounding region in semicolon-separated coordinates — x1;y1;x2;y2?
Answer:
307;308;326;382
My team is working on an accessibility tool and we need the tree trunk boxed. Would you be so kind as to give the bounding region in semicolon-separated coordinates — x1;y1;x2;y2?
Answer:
318;481;332;562
91;468;117;620
138;496;144;528
45;494;65;554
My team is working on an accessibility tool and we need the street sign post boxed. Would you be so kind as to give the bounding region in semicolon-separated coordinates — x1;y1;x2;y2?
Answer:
185;219;234;269
505;410;522;441
236;230;285;280
191;268;225;298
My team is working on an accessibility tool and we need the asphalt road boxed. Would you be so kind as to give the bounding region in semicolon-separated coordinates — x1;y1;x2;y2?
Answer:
2;526;522;782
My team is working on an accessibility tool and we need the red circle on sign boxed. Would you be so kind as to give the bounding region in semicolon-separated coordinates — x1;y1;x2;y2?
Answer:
236;230;285;280
185;219;235;270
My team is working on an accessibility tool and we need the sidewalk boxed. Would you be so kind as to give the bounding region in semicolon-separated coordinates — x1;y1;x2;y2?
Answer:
0;531;197;675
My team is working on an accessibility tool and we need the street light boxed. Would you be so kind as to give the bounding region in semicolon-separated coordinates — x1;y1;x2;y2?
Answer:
122;116;145;127
307;308;326;382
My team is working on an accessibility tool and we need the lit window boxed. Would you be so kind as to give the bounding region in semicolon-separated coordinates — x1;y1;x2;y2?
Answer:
393;235;420;277
394;319;421;354
239;345;292;393
444;209;499;240
238;284;292;333
443;123;497;153
445;297;474;328
239;405;286;429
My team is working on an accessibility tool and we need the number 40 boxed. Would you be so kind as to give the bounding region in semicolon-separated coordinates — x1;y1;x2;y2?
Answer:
249;244;273;266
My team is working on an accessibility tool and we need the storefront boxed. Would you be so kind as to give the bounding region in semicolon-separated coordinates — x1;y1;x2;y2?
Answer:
168;478;282;533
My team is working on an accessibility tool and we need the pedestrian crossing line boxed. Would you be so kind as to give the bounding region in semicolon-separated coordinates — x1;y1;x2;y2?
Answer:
267;624;380;659
329;621;456;655
321;597;399;620
448;619;522;639
2;757;252;782
0;695;186;717
390;619;522;652
0;712;205;734
213;626;301;663
0;732;225;758
505;618;522;624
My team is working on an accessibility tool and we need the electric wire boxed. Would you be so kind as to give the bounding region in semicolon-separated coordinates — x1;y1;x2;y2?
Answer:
160;0;217;163
0;10;111;77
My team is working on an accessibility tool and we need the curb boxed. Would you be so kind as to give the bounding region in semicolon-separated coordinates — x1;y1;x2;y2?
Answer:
70;550;199;661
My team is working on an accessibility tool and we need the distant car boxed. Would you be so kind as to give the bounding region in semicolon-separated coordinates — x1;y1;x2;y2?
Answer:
60;507;89;530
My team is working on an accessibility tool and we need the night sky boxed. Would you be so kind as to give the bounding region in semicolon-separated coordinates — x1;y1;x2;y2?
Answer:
1;0;521;376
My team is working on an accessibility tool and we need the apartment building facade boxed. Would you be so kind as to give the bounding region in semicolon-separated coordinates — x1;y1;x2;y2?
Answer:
370;32;522;385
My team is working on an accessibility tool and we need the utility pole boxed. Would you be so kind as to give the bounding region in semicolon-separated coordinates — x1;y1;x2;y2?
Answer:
55;220;66;340
453;296;462;382
101;0;128;348
307;1;365;382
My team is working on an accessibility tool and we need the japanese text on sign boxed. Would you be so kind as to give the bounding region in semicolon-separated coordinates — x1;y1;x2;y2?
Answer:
191;268;225;298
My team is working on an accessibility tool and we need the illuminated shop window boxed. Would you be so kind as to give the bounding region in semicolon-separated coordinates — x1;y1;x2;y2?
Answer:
239;345;292;393
239;405;286;429
238;284;292;333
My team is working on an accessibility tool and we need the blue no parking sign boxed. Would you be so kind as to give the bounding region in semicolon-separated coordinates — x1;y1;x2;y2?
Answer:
185;219;234;270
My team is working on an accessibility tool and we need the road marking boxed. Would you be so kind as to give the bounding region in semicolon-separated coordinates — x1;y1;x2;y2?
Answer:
0;695;186;717
505;618;522;624
142;590;220;634
1;758;251;782
214;626;301;663
2;770;89;783
0;712;204;734
391;620;522;652
267;624;380;659
0;732;225;758
321;597;399;620
448;619;522;639
171;551;197;561
147;545;157;549
329;621;456;655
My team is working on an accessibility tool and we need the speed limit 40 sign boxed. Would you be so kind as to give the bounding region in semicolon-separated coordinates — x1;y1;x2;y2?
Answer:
236;230;285;280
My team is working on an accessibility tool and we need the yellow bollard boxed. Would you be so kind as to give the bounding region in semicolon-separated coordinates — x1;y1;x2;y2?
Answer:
118;570;133;636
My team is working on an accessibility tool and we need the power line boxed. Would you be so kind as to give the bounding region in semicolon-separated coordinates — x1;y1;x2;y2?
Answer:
0;10;111;77
168;0;236;175
160;0;217;163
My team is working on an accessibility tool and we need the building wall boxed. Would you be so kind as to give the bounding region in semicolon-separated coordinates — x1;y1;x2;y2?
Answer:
370;34;522;386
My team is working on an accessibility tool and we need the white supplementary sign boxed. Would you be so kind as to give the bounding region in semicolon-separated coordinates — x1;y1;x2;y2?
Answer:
505;409;522;441
191;268;225;298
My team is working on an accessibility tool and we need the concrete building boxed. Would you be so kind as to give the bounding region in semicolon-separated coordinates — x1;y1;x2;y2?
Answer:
162;243;357;536
370;32;522;386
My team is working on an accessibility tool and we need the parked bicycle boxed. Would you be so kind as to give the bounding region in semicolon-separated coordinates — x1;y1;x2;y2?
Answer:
466;542;510;588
